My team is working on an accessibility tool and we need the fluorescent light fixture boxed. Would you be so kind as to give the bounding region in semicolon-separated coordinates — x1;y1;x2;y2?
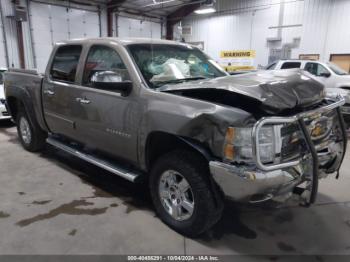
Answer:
194;7;216;14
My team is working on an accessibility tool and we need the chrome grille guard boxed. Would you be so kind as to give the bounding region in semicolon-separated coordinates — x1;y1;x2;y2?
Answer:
252;96;346;172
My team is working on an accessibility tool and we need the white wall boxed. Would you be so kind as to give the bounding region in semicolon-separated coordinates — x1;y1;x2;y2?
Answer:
181;0;350;68
0;1;162;72
0;0;102;72
117;15;162;39
0;0;20;68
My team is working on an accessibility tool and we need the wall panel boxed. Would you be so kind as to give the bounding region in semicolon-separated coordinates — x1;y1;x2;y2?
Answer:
0;2;8;68
29;1;100;72
181;0;350;67
117;16;161;39
0;0;19;68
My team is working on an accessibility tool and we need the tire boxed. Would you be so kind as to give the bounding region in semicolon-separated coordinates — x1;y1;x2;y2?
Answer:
149;150;223;237
16;111;47;152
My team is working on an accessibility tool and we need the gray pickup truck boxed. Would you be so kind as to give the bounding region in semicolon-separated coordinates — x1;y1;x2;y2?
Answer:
4;38;348;236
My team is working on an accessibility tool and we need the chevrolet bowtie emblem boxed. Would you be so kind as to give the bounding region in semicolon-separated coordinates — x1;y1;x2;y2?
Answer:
311;124;323;138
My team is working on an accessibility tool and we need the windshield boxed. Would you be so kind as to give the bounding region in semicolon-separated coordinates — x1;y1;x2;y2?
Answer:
266;62;277;70
127;44;227;88
327;62;348;75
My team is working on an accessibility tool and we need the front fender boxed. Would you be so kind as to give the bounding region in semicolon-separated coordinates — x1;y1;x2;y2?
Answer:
137;89;252;170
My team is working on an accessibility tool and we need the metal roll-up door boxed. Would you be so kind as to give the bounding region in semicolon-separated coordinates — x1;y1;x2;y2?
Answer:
29;2;100;73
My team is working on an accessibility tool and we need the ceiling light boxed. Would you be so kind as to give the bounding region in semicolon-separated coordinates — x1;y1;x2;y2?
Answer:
194;7;216;14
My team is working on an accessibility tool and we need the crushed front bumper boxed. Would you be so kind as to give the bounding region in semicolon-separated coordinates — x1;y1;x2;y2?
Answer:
210;97;347;205
210;161;302;202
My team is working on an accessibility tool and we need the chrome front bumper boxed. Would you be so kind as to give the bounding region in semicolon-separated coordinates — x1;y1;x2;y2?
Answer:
210;97;347;204
209;161;301;202
0;103;10;120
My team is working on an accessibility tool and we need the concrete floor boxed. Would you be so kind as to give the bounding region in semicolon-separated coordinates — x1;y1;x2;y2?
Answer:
1;120;350;256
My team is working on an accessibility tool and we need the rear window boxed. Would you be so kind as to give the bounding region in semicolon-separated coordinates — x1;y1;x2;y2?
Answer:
50;45;82;83
280;62;301;69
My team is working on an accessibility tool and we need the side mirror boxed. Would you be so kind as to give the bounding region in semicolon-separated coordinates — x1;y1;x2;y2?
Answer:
91;71;132;96
319;72;331;78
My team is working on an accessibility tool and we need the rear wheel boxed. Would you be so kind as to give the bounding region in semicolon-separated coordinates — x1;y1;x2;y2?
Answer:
16;111;46;152
150;150;223;237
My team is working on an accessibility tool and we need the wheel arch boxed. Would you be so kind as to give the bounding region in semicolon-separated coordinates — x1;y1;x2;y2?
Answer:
6;87;48;132
6;96;24;120
144;131;213;172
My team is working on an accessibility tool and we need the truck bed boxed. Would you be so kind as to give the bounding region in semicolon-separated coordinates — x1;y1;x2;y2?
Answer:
5;68;46;131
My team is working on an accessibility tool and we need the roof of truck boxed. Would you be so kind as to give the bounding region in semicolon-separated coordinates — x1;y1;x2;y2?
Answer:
55;37;187;46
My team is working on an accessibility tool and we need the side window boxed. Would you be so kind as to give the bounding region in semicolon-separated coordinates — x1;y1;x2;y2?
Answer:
280;62;301;69
83;45;130;87
305;62;330;76
50;45;82;83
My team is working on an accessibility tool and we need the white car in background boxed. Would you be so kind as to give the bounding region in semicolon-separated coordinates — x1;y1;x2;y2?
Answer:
0;68;11;121
267;60;350;120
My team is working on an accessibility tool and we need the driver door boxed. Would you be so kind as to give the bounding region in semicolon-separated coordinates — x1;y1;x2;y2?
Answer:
75;44;139;163
304;62;332;87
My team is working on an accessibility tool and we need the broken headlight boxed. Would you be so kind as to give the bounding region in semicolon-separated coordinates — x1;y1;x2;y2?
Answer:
223;126;275;164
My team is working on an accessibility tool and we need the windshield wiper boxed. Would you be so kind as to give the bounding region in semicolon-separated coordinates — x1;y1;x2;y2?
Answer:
153;76;208;87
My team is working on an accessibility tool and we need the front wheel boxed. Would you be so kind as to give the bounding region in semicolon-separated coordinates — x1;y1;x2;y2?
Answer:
16;111;46;152
150;150;223;237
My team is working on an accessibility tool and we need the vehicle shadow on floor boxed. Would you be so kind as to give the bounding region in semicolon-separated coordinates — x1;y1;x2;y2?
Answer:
37;145;349;255
0;120;15;128
38;145;153;214
195;194;350;255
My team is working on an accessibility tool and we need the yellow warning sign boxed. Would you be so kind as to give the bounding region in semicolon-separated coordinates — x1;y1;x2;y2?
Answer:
222;65;255;71
220;50;256;58
219;50;256;72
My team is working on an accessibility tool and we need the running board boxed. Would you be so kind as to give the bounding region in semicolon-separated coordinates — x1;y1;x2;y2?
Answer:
46;137;141;182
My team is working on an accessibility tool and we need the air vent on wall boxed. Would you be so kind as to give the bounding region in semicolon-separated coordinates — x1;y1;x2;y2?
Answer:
15;5;27;22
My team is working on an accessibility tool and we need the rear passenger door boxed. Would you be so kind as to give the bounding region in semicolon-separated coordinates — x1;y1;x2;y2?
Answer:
42;44;85;142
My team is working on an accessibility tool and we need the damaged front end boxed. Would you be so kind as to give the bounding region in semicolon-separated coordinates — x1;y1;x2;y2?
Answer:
209;96;347;206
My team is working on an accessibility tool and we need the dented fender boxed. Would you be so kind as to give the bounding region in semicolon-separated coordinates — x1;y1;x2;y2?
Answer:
137;87;252;170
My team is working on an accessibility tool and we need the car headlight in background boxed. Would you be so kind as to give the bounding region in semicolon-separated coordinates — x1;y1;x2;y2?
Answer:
223;126;276;164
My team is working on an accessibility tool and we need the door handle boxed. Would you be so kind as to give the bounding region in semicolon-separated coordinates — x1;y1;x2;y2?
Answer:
44;90;55;96
76;97;91;104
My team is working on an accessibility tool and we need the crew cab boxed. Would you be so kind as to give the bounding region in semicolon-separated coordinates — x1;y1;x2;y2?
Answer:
4;38;347;236
267;60;350;120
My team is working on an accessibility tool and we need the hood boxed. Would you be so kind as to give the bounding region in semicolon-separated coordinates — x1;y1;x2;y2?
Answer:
0;84;4;100
335;74;350;86
158;69;325;115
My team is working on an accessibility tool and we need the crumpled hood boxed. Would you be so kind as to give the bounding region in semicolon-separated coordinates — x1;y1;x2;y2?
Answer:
158;69;326;114
0;84;4;100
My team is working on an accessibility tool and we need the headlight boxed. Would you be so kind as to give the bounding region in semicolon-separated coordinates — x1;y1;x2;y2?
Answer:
223;126;275;164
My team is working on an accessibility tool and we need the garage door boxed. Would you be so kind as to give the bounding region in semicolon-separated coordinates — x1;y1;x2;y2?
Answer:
118;16;161;39
0;8;7;68
29;2;100;73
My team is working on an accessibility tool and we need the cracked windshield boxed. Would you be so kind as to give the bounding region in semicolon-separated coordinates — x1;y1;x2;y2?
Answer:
128;44;226;88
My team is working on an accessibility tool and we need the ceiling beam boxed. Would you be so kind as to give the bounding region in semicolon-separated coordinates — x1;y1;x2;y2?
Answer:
166;0;201;40
107;0;127;36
